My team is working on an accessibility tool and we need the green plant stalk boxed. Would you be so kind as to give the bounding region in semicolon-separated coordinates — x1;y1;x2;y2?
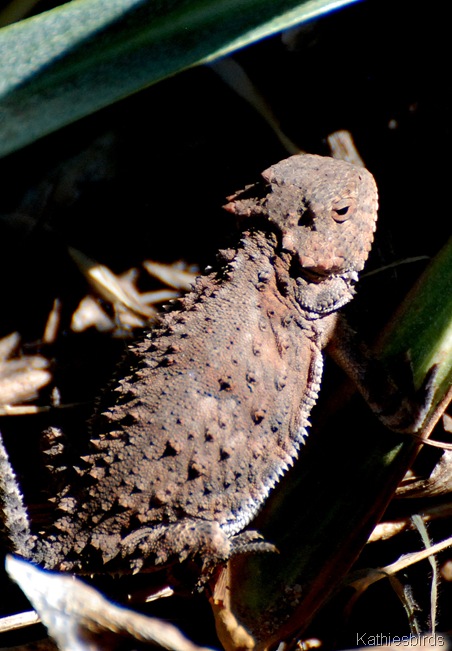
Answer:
379;237;452;405
0;0;361;158
225;238;452;649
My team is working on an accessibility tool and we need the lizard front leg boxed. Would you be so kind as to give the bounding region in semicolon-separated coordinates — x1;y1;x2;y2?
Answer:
119;521;274;576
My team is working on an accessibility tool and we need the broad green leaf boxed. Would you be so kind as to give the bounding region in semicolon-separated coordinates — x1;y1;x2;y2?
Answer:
0;0;361;158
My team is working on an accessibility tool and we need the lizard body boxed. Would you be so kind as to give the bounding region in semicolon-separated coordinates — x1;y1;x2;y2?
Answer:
3;154;382;577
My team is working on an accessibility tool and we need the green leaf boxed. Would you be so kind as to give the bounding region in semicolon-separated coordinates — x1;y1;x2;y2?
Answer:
379;237;452;409
0;0;361;158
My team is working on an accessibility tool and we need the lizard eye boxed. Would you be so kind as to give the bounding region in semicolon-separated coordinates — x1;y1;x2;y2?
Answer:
332;202;352;222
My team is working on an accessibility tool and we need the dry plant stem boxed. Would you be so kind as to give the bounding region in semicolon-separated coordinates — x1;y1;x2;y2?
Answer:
42;299;62;345
411;515;437;633
142;260;197;291
209;59;300;156
396;387;452;450
384;536;452;575
0;404;51;416
349;534;452;595
0;609;40;634
370;499;452;542
326;130;365;167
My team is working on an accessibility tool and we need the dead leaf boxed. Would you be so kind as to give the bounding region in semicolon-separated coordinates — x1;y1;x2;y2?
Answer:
6;556;216;651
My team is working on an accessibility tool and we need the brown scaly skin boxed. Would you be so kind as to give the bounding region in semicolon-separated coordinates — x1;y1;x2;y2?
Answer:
10;155;397;578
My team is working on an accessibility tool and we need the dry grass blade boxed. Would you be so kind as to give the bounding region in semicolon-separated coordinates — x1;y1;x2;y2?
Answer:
210;59;300;155
0;332;20;360
69;247;155;319
0;609;40;633
143;260;197;292
69;251;198;333
349;535;452;595
0;332;51;408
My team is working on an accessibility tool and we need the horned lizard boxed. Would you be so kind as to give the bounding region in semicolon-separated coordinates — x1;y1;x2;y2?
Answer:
2;154;422;580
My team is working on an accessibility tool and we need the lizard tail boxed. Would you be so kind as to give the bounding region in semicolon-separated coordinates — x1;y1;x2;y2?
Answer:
0;430;33;558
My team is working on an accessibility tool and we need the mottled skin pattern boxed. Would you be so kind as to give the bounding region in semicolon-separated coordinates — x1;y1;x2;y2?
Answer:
30;155;379;576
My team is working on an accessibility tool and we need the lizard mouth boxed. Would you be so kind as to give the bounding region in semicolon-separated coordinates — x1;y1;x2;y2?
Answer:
297;262;358;286
300;267;331;282
289;257;331;283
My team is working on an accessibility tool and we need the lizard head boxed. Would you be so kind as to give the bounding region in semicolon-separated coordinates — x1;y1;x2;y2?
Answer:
261;154;379;278
225;154;378;314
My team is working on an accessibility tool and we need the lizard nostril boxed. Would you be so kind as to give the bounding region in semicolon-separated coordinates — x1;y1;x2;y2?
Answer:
298;207;314;227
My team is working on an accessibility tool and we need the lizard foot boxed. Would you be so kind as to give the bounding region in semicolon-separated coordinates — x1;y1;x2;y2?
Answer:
120;519;232;573
119;522;276;576
229;529;278;557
